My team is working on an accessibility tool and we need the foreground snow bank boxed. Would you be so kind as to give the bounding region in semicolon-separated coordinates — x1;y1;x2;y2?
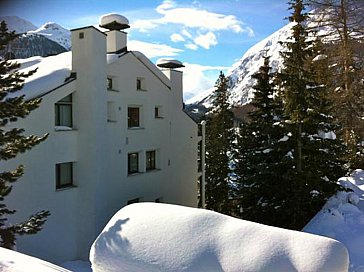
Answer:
0;247;71;272
304;169;364;272
90;203;348;272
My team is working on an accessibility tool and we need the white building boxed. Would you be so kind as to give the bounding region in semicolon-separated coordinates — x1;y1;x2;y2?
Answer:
3;14;199;264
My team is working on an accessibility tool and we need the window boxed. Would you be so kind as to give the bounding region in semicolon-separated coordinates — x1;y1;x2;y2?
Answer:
56;162;73;189
128;107;140;128
79;32;84;39
107;77;112;90
128;152;139;174
107;101;117;122
55;94;72;127
136;77;145;91
155;106;163;118
146;150;156;171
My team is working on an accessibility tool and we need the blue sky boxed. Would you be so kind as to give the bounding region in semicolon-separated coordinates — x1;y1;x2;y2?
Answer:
0;0;290;99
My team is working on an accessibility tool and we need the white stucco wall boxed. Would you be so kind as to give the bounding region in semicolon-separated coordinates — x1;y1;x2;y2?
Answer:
1;26;198;264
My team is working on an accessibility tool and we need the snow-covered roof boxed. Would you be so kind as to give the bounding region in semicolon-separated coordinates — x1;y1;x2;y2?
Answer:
10;49;171;100
90;202;348;272
10;51;73;100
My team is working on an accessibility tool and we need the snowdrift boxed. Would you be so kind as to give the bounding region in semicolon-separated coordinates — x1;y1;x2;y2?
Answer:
304;169;364;271
90;202;348;272
0;247;71;272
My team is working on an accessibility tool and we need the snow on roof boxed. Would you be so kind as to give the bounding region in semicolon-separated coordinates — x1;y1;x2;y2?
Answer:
156;58;185;69
0;247;71;272
304;169;364;271
99;14;129;30
90;202;348;272
9;51;73;100
9;49;170;100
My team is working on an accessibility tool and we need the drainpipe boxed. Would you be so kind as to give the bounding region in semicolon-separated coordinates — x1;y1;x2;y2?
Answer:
201;120;206;209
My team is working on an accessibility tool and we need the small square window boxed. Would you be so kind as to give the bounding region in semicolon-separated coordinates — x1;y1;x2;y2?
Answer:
79;32;84;39
136;78;145;91
155;106;163;118
107;78;112;90
146;150;156;171
56;162;73;189
128;152;139;174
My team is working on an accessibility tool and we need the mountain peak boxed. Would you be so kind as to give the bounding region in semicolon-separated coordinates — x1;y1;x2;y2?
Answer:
28;22;71;50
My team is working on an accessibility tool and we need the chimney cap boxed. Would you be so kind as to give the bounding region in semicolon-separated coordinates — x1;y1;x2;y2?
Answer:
99;14;130;30
157;58;185;69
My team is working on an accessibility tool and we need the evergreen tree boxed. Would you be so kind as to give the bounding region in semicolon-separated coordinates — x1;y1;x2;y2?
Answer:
205;72;235;215
235;56;293;226
278;0;346;229
0;21;49;248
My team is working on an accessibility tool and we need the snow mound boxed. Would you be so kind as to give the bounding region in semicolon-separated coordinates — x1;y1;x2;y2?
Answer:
304;169;364;271
0;247;71;272
90;203;348;272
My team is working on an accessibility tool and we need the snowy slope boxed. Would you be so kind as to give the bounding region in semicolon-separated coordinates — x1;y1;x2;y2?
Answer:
29;22;71;50
227;22;293;105
0;16;37;33
304;169;364;272
90;202;348;272
186;23;293;107
185;23;293;107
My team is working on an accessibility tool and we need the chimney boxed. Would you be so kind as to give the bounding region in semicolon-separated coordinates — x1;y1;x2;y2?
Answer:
157;59;185;108
99;14;130;54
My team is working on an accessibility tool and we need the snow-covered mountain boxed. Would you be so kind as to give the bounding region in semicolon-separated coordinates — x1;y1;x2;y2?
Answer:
0;16;37;33
29;22;71;50
227;22;293;105
186;22;293;109
1;34;68;59
0;16;70;59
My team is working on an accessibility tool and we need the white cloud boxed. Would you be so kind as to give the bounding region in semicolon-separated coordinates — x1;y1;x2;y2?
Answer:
181;29;193;39
185;43;198;50
170;33;185;43
156;0;175;13
128;40;183;58
182;63;230;100
193;32;217;49
132;1;252;35
245;26;255;37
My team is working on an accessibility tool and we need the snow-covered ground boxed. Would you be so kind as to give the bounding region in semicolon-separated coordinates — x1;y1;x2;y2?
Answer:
3;171;364;271
0;247;71;272
304;169;364;272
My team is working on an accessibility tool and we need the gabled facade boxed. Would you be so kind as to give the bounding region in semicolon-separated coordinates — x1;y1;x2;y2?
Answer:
2;15;198;264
